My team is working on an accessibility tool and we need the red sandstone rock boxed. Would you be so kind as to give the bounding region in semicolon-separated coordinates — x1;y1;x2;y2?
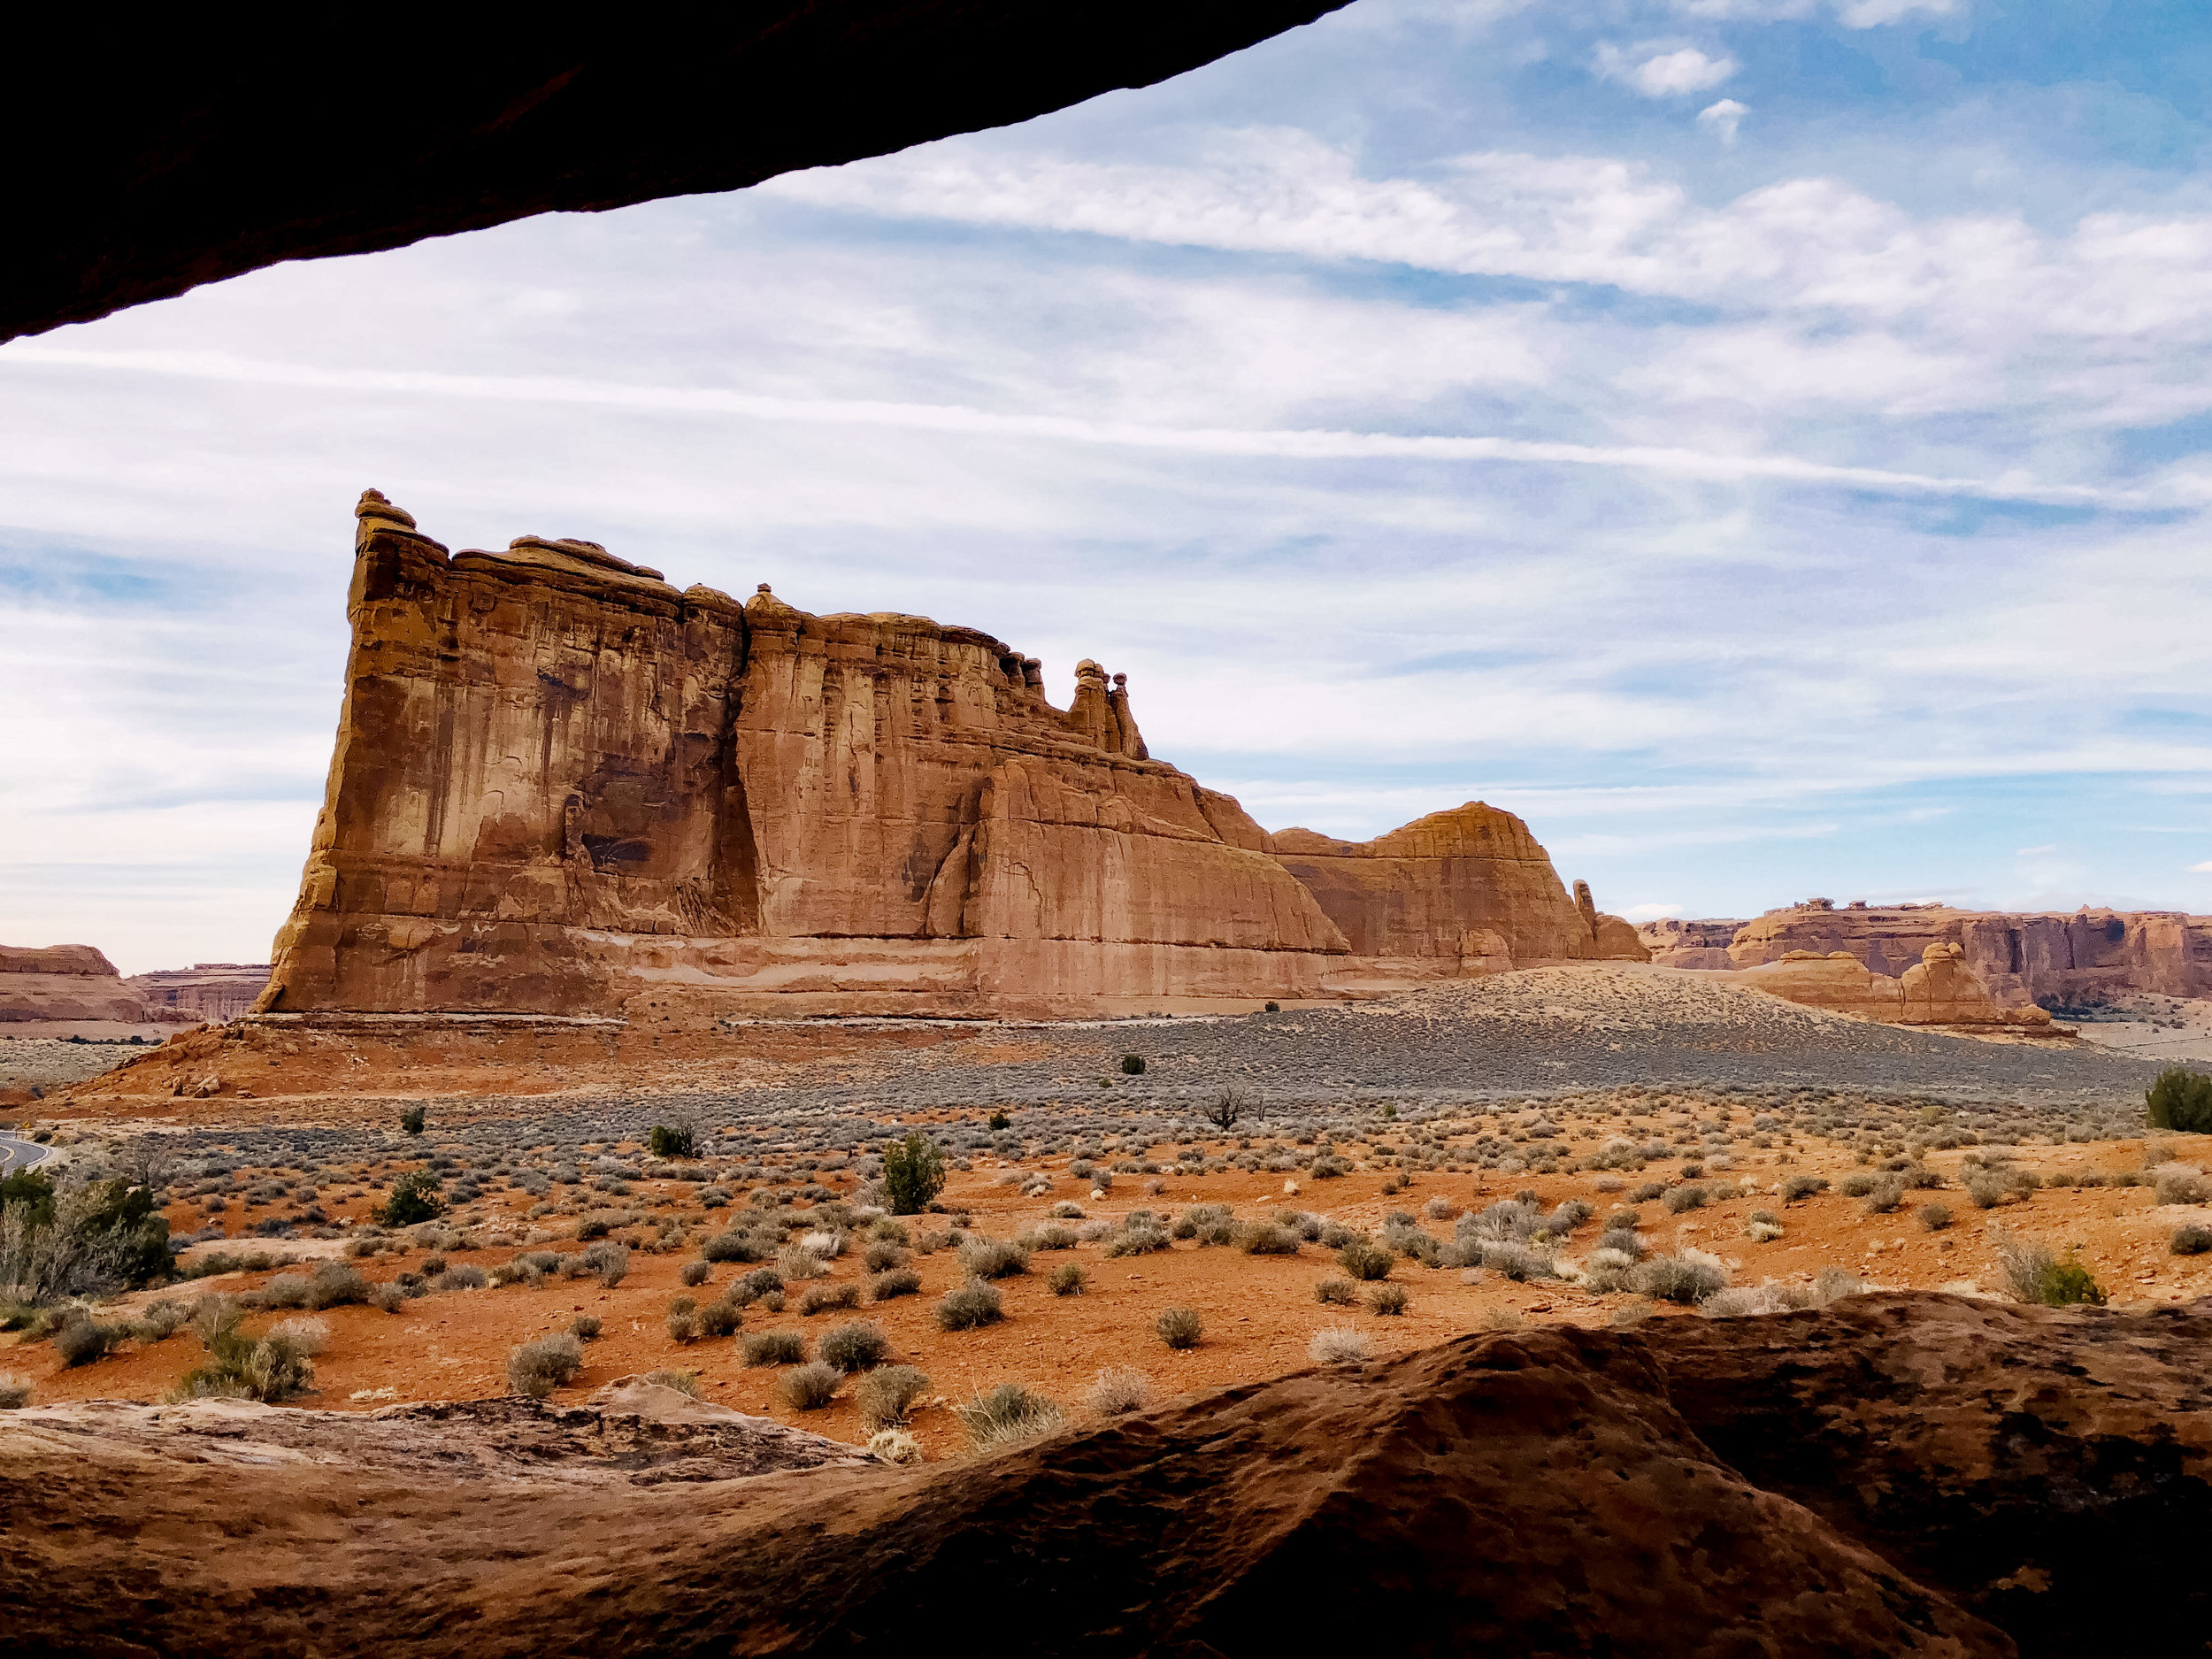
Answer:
1271;807;1650;988
1636;917;1745;969
1724;900;2212;1006
126;963;271;1022
0;944;152;1024
258;495;1632;1019
0;1317;2017;1657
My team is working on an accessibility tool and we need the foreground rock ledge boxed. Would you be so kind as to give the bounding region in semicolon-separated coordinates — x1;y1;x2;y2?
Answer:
5;1294;2207;1656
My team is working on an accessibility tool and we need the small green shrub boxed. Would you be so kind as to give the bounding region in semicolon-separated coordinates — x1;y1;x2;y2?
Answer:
1367;1283;1409;1316
680;1260;710;1287
649;1124;697;1160
1156;1306;1203;1349
1119;1054;1146;1075
1780;1175;1829;1202
797;1282;860;1316
957;1238;1030;1279
571;1314;602;1341
781;1359;841;1410
818;1319;891;1372
742;1329;807;1366
1663;1184;1709;1214
956;1382;1064;1451
1314;1276;1356;1305
2174;1224;2212;1256
2147;1066;2212;1134
53;1313;116;1368
697;1300;741;1337
1631;1254;1727;1305
506;1332;584;1399
398;1104;426;1135
1048;1263;1087;1296
377;1171;444;1227
869;1267;923;1302
936;1280;1004;1331
862;1240;909;1272
1338;1240;1393;1281
882;1132;948;1216
857;1363;930;1429
987;1110;1011;1131
1916;1203;1954;1232
1996;1233;2107;1306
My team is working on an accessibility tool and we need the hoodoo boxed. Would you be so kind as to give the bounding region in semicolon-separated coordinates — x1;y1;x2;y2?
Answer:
257;494;1641;1021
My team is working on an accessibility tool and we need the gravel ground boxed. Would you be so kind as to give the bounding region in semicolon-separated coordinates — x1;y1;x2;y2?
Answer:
1;1037;162;1094
667;966;2168;1121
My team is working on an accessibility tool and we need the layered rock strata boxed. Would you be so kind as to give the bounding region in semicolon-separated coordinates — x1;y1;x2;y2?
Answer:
127;963;271;1022
1268;807;1647;993
9;1296;2206;1657
1647;900;2212;1008
261;494;1628;1019
1636;916;1745;970
1726;946;2055;1030
0;945;154;1024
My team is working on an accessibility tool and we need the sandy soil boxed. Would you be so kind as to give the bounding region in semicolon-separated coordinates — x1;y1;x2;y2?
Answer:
12;1109;2211;1461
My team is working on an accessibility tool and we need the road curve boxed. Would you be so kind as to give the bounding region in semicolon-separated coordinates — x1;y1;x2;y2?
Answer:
0;1134;54;1177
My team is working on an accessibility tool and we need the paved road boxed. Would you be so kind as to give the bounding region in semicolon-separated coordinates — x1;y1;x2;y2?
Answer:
0;1134;53;1177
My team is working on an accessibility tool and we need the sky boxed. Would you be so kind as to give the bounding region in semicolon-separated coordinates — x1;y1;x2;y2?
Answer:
7;0;2212;973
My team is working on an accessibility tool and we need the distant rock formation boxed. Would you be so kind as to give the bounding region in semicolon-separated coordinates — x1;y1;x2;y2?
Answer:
0;946;152;1024
127;964;272;1023
1268;807;1647;994
1647;900;2212;1008
1636;917;1745;970
257;493;1638;1020
1727;946;2055;1031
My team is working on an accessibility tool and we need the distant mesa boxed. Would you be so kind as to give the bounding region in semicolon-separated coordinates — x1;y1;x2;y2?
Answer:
250;491;1646;1022
1641;899;2212;1018
127;964;274;1024
0;948;270;1028
0;946;150;1025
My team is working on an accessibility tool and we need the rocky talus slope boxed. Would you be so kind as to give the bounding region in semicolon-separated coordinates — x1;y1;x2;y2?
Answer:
5;1294;2208;1656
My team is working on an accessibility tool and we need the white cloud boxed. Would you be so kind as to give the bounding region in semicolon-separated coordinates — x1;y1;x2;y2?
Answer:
1832;0;1957;27
2016;845;2057;856
2191;861;2212;874
1697;98;1748;142
1624;902;1686;921
1596;43;1740;97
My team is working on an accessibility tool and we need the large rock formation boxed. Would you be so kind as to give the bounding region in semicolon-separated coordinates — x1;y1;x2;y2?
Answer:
7;1296;2207;1657
257;495;1631;1020
1712;900;2212;1008
1725;947;2055;1031
7;4;1347;343
1269;807;1647;993
0;945;152;1024
127;963;271;1022
1636;916;1745;969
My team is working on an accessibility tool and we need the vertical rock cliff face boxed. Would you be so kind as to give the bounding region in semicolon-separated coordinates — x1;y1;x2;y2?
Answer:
261;494;1358;1018
1266;804;1648;992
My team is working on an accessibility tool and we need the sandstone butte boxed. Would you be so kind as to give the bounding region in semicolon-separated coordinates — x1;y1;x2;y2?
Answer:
0;945;157;1025
250;492;1645;1023
1640;898;2212;1029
